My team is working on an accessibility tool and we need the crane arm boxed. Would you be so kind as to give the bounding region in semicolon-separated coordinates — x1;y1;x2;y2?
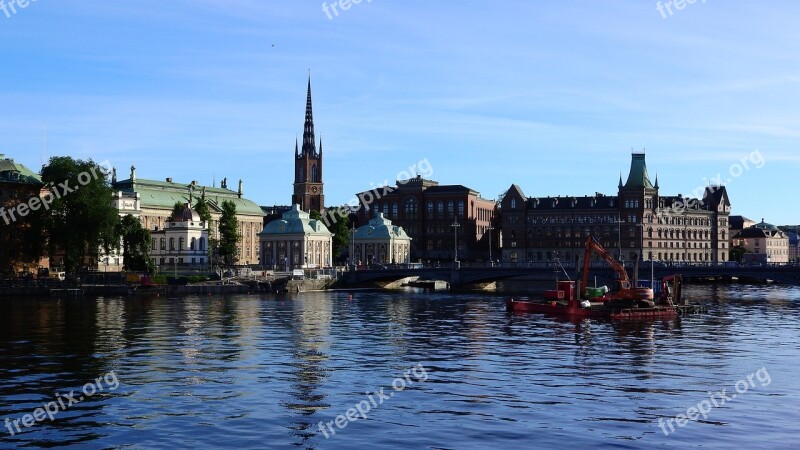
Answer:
581;236;630;298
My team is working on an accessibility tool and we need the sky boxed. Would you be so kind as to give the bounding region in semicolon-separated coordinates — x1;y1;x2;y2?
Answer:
1;0;798;224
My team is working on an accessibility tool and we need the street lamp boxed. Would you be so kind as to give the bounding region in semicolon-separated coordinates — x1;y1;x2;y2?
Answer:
613;213;624;262
451;219;460;265
488;226;495;267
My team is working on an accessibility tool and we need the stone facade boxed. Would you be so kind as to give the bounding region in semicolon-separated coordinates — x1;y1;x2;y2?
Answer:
500;153;731;264
733;220;790;264
150;204;210;270
259;204;332;270
351;213;412;265
0;154;48;275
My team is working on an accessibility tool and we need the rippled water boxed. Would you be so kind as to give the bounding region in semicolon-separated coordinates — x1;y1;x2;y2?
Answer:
1;284;799;449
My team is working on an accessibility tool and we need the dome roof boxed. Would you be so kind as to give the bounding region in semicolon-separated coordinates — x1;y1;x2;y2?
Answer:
174;204;201;222
754;219;778;231
260;204;332;236
353;213;411;240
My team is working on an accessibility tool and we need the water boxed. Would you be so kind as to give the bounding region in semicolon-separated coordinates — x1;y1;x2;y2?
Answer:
1;285;799;449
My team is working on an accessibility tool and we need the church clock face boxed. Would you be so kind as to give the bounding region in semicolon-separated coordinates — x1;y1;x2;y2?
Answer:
312;186;318;193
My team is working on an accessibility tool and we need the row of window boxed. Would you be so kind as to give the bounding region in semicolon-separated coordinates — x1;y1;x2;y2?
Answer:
152;237;206;251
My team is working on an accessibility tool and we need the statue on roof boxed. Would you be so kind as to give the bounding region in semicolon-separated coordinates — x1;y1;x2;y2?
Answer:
130;165;136;181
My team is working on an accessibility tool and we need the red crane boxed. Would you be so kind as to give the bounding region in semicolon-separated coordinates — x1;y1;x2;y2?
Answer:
581;236;654;302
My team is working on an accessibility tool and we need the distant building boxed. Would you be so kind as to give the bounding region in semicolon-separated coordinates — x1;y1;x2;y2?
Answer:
352;213;412;266
261;205;292;228
500;152;731;264
733;219;790;264
259;204;332;270
354;176;497;262
113;166;264;268
0;154;48;275
786;231;799;262
292;77;324;213
150;204;210;269
729;215;756;249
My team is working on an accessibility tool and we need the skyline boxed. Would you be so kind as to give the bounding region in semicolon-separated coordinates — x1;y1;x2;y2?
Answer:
1;1;798;223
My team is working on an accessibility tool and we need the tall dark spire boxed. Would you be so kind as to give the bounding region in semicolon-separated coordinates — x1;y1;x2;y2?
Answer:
302;75;316;156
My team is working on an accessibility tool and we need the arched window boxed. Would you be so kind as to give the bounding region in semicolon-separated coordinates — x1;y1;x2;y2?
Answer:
458;201;465;217
404;198;418;218
160;238;166;250
298;167;304;182
427;201;433;216
392;203;398;218
437;201;444;216
447;201;454;217
199;237;205;251
511;199;516;208
190;237;196;250
169;238;175;251
178;237;185;250
383;203;389;215
311;164;318;182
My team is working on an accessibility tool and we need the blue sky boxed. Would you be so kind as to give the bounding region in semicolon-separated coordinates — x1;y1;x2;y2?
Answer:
1;1;798;223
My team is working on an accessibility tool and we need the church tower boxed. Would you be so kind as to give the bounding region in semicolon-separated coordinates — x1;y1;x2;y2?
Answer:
292;76;324;213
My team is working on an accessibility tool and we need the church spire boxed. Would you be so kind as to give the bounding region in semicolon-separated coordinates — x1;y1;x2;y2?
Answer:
302;75;316;156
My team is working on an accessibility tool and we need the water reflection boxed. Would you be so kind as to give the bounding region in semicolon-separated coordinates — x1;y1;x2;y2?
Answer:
0;285;797;448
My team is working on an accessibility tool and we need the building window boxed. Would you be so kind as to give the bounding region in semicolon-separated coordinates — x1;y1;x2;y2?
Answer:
151;238;157;250
179;237;185;250
437;201;444;216
458;201;465;217
511;199;516;208
427;201;434;216
405;198;418;218
311;164;318;182
392;203;398;218
191;237;196;250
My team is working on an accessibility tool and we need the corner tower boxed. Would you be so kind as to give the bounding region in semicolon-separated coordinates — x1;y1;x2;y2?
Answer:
292;75;324;213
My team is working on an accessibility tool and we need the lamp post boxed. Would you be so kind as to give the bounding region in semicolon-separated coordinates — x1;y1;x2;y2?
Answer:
451;219;460;266
614;213;624;262
488;226;495;267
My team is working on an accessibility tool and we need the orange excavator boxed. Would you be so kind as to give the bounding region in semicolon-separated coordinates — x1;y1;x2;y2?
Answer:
580;236;654;302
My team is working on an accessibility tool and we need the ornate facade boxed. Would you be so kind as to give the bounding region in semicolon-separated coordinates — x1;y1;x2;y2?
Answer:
501;153;731;264
259;204;332;270
352;212;412;265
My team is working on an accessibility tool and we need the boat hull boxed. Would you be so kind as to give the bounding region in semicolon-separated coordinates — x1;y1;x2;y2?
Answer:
506;299;678;320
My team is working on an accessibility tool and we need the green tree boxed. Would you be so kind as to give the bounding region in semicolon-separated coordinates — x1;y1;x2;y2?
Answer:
325;208;351;263
170;202;184;221
730;245;747;263
217;200;239;267
117;214;155;273
310;209;322;221
36;157;119;273
194;196;212;223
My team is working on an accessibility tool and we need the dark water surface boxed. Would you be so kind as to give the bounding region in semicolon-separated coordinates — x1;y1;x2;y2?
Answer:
1;285;799;449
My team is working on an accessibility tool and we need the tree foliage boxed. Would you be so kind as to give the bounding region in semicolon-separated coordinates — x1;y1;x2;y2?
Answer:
194;196;212;223
117;214;154;273
36;157;119;273
170;202;184;221
217;200;239;267
325;208;351;263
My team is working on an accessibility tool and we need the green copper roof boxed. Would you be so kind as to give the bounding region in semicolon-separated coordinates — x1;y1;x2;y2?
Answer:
260;204;331;236
624;153;654;189
353;213;411;240
0;156;42;186
114;178;264;216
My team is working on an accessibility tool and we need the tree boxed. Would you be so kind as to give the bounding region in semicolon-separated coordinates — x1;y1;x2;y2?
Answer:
194;196;212;223
217;200;239;267
325;208;350;263
36;157;119;273
310;209;322;221
170;202;184;221
117;214;155;273
730;245;747;263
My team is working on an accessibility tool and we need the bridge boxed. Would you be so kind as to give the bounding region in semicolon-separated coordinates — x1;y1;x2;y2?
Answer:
340;263;800;290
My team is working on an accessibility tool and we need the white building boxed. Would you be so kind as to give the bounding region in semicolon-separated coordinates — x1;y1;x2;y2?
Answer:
150;204;210;271
259;204;332;270
352;213;412;266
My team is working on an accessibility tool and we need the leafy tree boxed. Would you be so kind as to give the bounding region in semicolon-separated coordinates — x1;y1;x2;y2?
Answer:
36;157;119;273
117;214;155;273
325;208;350;263
170;202;184;221
194;196;212;223
310;209;322;221
217;200;239;267
730;245;747;263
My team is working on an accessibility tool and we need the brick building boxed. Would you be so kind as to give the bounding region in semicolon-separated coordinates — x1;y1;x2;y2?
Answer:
355;176;496;262
500;153;731;264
